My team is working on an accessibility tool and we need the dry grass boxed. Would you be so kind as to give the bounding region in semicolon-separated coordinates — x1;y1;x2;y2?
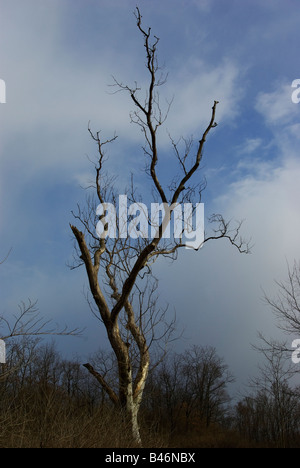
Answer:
0;400;167;448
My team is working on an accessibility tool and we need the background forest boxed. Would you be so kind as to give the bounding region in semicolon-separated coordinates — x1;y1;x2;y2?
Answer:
1;329;300;448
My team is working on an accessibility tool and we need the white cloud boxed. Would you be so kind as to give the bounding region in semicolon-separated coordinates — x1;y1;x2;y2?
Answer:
222;157;300;255
155;153;300;388
164;59;242;140
188;0;213;11
255;81;299;126
237;138;263;155
0;1;244;190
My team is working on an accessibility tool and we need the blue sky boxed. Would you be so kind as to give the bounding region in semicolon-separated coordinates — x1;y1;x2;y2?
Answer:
1;0;300;395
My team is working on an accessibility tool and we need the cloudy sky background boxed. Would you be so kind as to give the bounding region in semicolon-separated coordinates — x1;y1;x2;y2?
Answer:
1;0;300;396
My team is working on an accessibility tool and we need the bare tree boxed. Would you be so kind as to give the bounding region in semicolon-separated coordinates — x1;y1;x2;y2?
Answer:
0;250;80;381
238;341;300;447
0;299;79;341
253;259;300;376
264;260;300;335
181;345;234;428
70;8;250;445
0;299;80;382
237;260;300;446
144;346;234;435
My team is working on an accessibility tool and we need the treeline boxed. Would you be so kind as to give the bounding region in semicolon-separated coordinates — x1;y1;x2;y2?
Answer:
0;338;300;448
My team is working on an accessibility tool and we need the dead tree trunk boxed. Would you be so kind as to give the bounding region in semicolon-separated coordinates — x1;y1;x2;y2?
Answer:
70;7;250;446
